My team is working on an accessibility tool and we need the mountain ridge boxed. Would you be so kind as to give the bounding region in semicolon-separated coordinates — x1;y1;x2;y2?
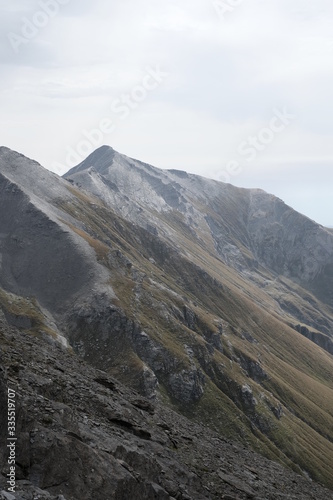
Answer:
65;145;333;339
0;145;333;496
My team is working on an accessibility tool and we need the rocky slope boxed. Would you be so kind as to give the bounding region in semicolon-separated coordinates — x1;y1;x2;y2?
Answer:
0;145;333;495
1;306;333;500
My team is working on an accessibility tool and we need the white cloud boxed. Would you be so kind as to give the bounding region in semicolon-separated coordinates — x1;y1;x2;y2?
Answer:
0;0;333;224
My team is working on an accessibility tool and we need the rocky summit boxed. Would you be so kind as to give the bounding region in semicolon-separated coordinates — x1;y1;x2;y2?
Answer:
0;145;332;499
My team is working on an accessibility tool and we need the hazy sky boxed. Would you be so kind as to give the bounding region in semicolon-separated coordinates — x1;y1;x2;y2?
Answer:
1;0;333;226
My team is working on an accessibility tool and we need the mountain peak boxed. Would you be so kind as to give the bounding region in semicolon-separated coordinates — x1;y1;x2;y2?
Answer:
65;145;116;177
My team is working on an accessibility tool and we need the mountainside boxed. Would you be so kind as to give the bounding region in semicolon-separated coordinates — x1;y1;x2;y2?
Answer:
0;145;333;498
65;145;333;343
1;307;333;500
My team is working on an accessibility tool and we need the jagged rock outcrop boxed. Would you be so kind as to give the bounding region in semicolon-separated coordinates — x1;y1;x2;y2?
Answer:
294;324;333;354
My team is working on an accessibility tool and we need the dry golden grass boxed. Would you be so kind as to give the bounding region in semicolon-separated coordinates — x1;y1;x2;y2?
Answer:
0;288;59;340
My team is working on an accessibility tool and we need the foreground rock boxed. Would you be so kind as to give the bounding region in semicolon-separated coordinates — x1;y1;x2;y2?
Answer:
0;316;332;500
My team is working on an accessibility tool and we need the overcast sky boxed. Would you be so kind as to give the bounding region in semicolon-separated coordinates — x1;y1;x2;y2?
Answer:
1;0;333;226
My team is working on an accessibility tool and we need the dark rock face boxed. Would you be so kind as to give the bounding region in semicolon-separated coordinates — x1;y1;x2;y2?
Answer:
246;191;333;306
1;317;332;500
167;368;205;403
0;175;94;313
294;324;333;354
